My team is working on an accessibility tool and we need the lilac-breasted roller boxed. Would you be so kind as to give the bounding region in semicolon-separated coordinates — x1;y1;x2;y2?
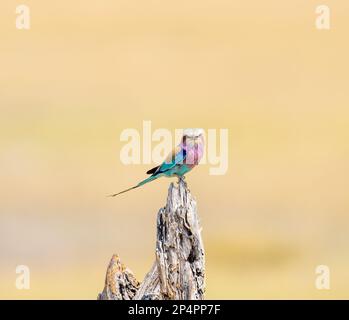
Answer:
110;128;204;196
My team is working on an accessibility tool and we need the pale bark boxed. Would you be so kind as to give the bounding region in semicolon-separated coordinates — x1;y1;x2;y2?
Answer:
98;179;205;300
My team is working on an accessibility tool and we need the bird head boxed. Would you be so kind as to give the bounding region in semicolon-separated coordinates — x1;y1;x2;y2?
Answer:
183;128;204;145
183;128;204;138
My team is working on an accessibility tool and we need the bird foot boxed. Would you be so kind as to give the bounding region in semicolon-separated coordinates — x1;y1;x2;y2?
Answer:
177;176;187;189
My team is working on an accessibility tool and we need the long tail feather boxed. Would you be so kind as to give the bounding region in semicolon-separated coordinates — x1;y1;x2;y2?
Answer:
108;185;139;197
108;174;160;197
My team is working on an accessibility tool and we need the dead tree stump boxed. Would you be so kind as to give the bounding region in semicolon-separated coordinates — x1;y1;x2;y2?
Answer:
98;180;205;300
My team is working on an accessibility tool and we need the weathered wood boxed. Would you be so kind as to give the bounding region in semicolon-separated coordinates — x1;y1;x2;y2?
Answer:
97;254;140;300
98;179;205;300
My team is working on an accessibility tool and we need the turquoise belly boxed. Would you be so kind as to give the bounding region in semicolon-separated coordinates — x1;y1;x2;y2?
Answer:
164;164;192;177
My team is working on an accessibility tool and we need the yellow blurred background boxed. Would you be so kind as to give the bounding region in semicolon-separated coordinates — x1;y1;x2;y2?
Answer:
1;0;349;299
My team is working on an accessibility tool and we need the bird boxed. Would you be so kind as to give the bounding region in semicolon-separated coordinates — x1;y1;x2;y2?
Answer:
109;128;205;196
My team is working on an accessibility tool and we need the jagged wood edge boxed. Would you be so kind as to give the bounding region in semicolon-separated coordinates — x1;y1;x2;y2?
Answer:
98;180;205;300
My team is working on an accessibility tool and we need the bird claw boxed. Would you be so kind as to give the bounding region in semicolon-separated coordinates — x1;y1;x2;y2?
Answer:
177;176;187;188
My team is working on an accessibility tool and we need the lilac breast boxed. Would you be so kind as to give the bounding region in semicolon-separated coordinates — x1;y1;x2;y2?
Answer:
183;137;204;167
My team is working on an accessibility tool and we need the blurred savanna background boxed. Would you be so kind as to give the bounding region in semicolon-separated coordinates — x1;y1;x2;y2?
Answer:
1;0;349;299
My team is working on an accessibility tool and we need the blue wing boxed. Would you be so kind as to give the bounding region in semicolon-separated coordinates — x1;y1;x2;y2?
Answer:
154;146;186;175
